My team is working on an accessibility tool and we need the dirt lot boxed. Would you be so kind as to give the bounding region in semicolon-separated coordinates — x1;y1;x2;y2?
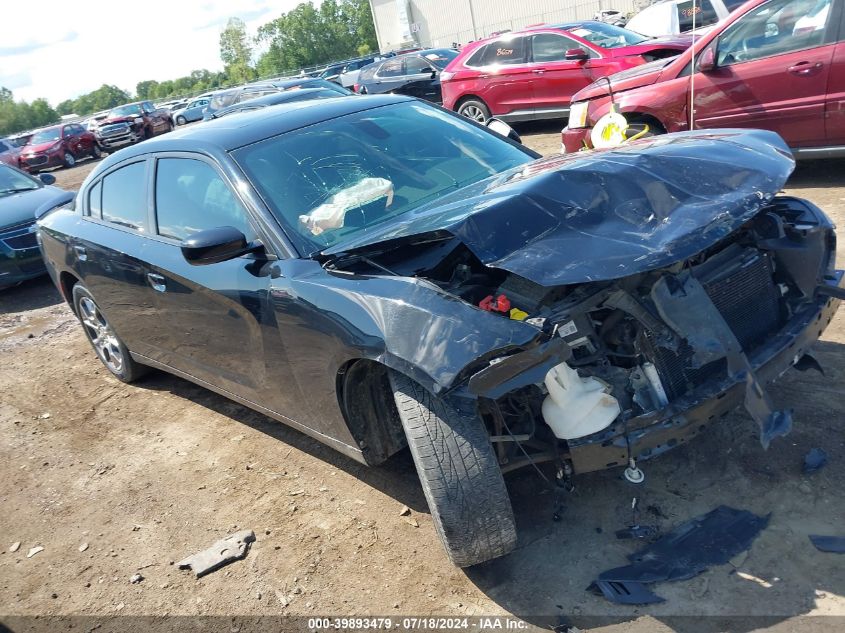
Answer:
2;126;845;632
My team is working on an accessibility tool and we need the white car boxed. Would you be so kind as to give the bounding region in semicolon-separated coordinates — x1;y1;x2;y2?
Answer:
626;0;746;37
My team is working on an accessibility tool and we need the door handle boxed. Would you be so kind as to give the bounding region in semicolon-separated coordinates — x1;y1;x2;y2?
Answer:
479;74;490;79
147;272;166;292
532;68;545;74
788;61;823;75
73;245;87;261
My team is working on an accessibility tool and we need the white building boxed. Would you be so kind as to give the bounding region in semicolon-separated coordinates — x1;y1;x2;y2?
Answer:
368;0;643;52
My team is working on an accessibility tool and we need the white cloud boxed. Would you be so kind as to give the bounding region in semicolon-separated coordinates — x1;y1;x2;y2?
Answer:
0;0;300;106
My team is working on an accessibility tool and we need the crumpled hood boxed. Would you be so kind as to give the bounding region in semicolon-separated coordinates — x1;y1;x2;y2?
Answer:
576;56;675;100
324;129;795;287
1;185;74;228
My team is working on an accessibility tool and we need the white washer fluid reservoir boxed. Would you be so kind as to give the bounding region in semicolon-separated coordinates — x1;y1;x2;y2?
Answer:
541;361;621;440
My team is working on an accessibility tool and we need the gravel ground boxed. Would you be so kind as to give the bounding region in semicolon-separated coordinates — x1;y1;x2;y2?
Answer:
2;124;845;632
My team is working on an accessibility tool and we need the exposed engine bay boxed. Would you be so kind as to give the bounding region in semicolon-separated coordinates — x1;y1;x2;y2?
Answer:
326;194;842;476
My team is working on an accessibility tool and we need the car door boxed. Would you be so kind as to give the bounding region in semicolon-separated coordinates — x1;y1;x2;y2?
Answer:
73;159;160;358
692;0;838;147
824;2;845;143
471;36;535;118
369;57;406;94
143;154;274;397
72;124;93;154
61;126;79;156
529;32;598;116
397;55;441;102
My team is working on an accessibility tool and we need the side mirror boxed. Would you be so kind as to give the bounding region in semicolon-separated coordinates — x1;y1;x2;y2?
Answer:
181;226;257;265
698;45;717;72
430;69;438;79
565;48;590;62
486;118;522;144
39;173;56;185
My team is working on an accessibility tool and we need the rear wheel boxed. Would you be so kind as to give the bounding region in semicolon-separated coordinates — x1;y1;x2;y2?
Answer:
457;99;491;123
388;370;517;567
63;152;76;168
72;285;149;383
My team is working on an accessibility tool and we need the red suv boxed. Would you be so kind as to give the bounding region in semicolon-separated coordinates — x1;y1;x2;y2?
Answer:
440;21;692;122
19;124;101;173
563;0;845;157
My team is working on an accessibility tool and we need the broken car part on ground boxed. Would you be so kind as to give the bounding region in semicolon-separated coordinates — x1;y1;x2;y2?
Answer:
590;505;770;605
36;95;843;568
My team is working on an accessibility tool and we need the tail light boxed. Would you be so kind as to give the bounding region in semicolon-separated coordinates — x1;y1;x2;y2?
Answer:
353;83;361;93
439;70;455;82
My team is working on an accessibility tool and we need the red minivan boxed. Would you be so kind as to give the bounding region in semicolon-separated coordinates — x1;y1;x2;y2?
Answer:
440;21;691;123
562;0;845;157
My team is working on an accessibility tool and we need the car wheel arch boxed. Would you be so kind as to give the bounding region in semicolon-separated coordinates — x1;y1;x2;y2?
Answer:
59;271;81;313
337;358;409;466
624;112;668;136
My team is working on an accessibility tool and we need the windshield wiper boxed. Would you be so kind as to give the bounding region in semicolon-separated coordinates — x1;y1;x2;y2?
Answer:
0;187;38;195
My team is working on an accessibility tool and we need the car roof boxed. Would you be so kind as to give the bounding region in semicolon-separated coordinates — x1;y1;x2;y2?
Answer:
94;94;413;162
213;88;343;117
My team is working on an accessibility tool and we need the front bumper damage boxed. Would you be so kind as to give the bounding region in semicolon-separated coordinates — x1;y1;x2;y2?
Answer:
466;272;841;475
567;272;842;474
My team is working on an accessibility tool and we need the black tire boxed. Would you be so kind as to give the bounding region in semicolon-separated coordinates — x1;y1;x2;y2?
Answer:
62;151;76;168
176;115;187;126
72;284;149;383
144;126;153;139
91;144;103;159
388;370;516;567
457;98;491;123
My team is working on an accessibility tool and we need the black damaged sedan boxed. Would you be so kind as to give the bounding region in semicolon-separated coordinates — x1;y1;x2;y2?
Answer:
37;95;843;566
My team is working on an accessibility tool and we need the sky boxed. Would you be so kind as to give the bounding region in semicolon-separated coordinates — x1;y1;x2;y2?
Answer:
0;0;303;106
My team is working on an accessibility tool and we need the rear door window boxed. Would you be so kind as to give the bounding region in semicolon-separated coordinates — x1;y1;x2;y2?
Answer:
471;37;528;65
154;157;255;242
88;181;102;218
377;58;405;77
101;161;148;230
678;0;720;31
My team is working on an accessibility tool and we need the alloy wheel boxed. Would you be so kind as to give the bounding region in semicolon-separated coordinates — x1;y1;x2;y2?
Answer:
460;105;487;122
78;296;124;374
64;152;76;167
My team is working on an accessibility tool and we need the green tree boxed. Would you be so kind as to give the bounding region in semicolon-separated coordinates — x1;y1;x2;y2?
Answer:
136;80;160;100
255;0;378;77
219;17;256;84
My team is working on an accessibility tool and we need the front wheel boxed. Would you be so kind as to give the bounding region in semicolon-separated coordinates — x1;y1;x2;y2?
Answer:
63;152;76;168
176;115;186;126
457;99;491;123
73;284;149;383
91;144;103;159
389;371;517;567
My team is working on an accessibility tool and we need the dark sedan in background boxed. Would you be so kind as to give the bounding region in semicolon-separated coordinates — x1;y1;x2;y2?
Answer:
36;96;843;569
354;48;458;103
206;87;347;120
204;78;351;119
1;164;73;289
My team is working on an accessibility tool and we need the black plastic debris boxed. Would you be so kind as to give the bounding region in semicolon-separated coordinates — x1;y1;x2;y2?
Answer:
590;506;769;604
588;580;664;605
793;353;824;375
808;534;845;554
616;525;660;540
803;448;828;474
